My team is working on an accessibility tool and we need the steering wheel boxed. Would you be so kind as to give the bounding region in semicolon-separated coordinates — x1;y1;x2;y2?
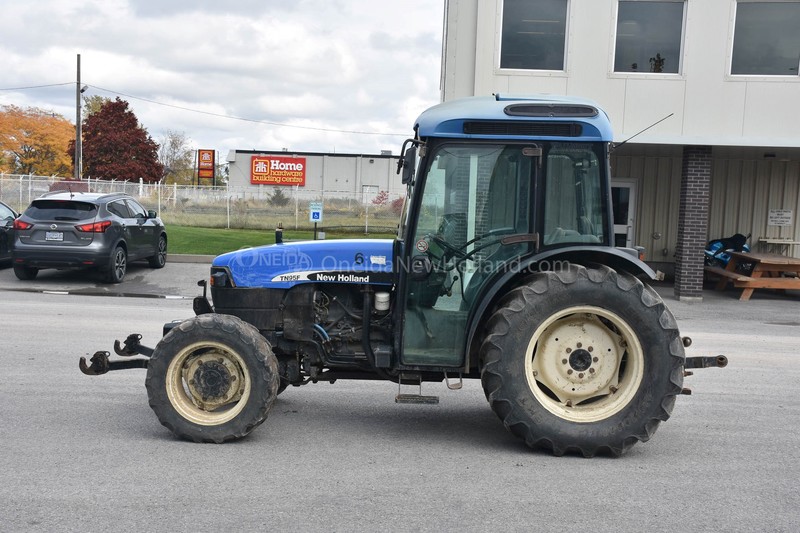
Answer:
425;228;518;262
427;233;468;260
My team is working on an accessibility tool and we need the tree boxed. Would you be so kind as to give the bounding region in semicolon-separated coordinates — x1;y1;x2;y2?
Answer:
158;130;195;185
372;190;389;206
267;187;291;207
74;98;163;183
0;105;74;175
82;95;110;119
391;196;404;216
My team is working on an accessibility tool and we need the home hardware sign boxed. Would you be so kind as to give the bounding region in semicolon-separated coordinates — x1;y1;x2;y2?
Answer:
251;155;307;186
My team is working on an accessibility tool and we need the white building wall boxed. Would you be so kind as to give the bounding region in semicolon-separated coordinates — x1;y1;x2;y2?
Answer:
445;0;800;147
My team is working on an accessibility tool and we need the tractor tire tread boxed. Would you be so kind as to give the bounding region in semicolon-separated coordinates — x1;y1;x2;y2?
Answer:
480;264;684;457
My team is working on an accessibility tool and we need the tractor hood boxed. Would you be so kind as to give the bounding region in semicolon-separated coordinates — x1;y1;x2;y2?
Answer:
212;239;394;289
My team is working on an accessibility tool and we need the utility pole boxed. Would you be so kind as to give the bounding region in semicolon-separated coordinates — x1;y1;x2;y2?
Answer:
74;54;82;180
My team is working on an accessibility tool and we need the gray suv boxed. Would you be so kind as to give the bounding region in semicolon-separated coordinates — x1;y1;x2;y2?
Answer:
12;191;167;283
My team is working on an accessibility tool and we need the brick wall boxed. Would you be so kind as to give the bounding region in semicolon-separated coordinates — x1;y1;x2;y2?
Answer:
674;145;712;300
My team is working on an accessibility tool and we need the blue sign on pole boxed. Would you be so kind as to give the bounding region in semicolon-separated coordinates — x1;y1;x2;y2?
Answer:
309;202;323;223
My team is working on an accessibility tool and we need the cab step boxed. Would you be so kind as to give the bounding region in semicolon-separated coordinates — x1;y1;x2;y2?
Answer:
395;373;439;404
395;393;440;404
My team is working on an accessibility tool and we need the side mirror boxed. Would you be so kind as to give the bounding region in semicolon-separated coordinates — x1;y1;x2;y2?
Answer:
147;210;158;219
397;139;418;185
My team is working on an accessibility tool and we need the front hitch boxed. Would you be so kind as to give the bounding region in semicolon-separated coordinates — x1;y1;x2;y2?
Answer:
80;333;155;376
114;334;153;357
79;351;149;375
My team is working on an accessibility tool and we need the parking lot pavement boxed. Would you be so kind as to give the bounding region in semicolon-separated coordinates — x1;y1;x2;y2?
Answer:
1;260;798;532
0;255;212;299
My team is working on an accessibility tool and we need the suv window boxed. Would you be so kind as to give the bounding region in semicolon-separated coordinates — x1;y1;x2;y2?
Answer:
0;203;14;221
107;200;132;218
27;200;98;221
125;199;148;218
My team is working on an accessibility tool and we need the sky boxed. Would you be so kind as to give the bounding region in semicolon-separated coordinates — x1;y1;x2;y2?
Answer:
0;0;445;160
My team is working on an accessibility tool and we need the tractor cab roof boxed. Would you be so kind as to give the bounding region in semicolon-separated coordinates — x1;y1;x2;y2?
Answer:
415;94;613;142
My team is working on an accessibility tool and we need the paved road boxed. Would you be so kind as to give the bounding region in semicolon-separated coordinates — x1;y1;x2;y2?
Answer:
0;262;798;532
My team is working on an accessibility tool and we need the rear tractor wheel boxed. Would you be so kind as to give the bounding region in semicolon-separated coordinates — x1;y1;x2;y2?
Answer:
145;314;280;443
480;265;684;457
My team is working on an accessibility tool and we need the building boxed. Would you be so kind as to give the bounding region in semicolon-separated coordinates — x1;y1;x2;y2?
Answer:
441;0;800;300
226;149;404;202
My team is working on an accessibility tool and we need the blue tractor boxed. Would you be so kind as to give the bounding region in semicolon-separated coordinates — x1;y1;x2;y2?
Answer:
82;95;725;456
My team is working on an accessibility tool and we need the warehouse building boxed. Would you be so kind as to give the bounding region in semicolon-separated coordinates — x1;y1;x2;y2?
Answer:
225;149;405;201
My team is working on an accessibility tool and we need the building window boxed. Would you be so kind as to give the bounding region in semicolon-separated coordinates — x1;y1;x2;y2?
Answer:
500;0;568;71
731;1;800;76
614;1;685;74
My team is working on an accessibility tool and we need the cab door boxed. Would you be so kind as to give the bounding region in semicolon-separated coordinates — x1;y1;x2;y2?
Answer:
400;143;536;367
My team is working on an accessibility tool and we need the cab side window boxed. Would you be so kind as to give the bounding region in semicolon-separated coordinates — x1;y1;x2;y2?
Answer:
543;144;605;245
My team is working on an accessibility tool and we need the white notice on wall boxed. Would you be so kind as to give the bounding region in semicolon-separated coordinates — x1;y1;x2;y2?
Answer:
768;209;793;226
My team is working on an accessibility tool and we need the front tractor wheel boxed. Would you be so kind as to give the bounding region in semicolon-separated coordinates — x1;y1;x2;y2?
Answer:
480;265;684;457
145;314;279;443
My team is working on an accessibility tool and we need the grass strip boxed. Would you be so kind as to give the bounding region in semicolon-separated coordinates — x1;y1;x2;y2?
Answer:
167;225;394;256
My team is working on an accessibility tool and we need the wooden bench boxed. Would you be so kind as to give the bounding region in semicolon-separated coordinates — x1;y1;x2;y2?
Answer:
706;253;800;300
704;265;753;288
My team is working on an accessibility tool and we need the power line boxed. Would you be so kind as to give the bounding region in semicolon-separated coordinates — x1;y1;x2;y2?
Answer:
1;80;408;138
0;82;74;91
87;84;407;138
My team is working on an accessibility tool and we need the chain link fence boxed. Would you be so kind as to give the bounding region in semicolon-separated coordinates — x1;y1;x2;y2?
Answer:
0;174;404;235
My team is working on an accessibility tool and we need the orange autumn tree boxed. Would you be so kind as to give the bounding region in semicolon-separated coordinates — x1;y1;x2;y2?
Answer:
0;105;75;176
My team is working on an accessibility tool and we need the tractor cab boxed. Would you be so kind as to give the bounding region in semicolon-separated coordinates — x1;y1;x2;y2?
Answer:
396;96;618;369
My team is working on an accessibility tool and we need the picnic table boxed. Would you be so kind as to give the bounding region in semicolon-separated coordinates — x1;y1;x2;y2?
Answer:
758;237;800;255
705;251;800;301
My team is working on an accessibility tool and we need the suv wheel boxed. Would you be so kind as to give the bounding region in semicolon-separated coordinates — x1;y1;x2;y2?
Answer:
148;235;167;268
13;264;39;281
103;246;127;283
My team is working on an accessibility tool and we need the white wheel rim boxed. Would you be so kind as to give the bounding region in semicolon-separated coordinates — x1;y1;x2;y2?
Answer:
165;341;251;426
525;306;644;423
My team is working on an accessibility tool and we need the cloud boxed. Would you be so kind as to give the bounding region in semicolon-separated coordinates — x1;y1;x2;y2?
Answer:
0;0;444;157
